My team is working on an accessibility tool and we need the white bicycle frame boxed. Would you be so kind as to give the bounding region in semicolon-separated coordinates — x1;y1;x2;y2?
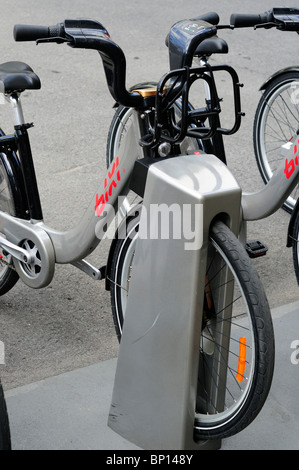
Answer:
0;93;143;288
0;92;298;290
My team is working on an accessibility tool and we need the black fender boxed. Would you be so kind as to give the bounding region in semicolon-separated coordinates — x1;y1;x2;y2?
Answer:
259;66;299;91
287;198;299;247
0;128;29;219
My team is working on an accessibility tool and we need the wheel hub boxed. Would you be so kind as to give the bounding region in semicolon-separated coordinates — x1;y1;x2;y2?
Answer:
20;239;41;278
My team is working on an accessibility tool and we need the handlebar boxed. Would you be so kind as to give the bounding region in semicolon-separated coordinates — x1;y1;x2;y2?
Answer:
230;7;299;31
14;19;145;108
11;14;245;147
13;17;220;109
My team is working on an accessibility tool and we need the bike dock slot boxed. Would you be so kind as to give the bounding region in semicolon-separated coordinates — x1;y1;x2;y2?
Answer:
108;152;242;450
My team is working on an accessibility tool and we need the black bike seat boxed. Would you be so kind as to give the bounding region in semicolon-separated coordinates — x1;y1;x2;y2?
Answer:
0;61;41;93
195;36;228;56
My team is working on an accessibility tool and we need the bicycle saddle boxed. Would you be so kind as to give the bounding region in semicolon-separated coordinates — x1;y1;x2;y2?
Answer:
195;36;228;56
0;61;41;93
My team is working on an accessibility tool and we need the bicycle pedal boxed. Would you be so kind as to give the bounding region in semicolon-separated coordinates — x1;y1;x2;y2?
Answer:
245;240;268;258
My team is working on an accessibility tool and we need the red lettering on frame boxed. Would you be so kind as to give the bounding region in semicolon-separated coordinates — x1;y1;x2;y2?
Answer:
284;158;295;179
95;193;106;217
284;138;299;180
95;157;123;217
108;179;117;197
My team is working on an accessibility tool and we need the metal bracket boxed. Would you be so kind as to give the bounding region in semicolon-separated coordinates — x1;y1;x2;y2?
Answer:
71;259;104;280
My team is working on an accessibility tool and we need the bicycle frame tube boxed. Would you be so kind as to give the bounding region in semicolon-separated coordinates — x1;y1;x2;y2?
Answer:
242;137;299;221
39;109;143;264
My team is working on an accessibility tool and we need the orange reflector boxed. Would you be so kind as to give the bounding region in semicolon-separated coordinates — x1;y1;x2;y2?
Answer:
205;275;213;310
236;337;247;383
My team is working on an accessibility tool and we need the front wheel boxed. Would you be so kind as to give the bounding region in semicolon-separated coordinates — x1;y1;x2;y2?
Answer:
108;214;275;440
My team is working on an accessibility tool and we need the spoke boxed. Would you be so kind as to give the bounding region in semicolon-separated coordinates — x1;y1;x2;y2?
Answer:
107;275;128;292
34;257;42;267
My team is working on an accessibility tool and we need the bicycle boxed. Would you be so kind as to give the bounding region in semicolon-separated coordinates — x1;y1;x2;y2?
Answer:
0;15;276;443
0;379;11;450
230;8;299;286
229;7;299;215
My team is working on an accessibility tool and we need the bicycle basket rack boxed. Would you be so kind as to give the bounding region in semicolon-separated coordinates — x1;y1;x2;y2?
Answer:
140;63;244;148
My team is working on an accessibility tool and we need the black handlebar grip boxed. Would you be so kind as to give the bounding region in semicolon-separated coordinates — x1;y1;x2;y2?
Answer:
14;24;51;41
13;24;64;41
192;12;220;26
230;13;266;28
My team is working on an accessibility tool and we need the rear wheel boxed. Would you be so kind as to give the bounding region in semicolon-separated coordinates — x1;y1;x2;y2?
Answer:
0;152;21;295
108;213;275;440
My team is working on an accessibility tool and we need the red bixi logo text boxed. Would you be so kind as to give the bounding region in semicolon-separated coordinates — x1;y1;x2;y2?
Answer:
95;157;123;217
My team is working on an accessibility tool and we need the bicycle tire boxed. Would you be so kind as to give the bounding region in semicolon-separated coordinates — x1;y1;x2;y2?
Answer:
291;208;299;285
0;381;11;450
108;214;275;440
0;150;22;295
253;71;299;213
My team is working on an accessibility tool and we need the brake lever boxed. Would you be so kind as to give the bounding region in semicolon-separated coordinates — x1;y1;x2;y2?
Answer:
254;22;277;30
36;37;70;45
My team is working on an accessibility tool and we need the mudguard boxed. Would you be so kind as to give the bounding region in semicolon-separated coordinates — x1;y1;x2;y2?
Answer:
0;129;29;219
259;66;299;91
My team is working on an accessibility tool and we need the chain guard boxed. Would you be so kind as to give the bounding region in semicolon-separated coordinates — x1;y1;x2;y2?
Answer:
0;213;55;289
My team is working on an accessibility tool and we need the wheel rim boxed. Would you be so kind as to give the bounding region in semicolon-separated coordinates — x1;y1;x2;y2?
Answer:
194;239;255;430
109;108;136;165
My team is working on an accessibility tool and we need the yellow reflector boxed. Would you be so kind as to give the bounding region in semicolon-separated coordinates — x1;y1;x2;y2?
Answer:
236;337;247;383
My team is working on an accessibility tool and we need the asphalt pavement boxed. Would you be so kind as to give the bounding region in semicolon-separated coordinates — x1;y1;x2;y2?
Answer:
4;299;299;450
0;0;299;451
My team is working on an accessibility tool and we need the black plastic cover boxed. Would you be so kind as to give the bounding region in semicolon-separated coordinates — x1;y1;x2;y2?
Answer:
166;19;217;70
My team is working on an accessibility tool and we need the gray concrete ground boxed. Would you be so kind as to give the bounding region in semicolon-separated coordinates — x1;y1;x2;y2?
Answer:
0;0;298;451
5;300;299;450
